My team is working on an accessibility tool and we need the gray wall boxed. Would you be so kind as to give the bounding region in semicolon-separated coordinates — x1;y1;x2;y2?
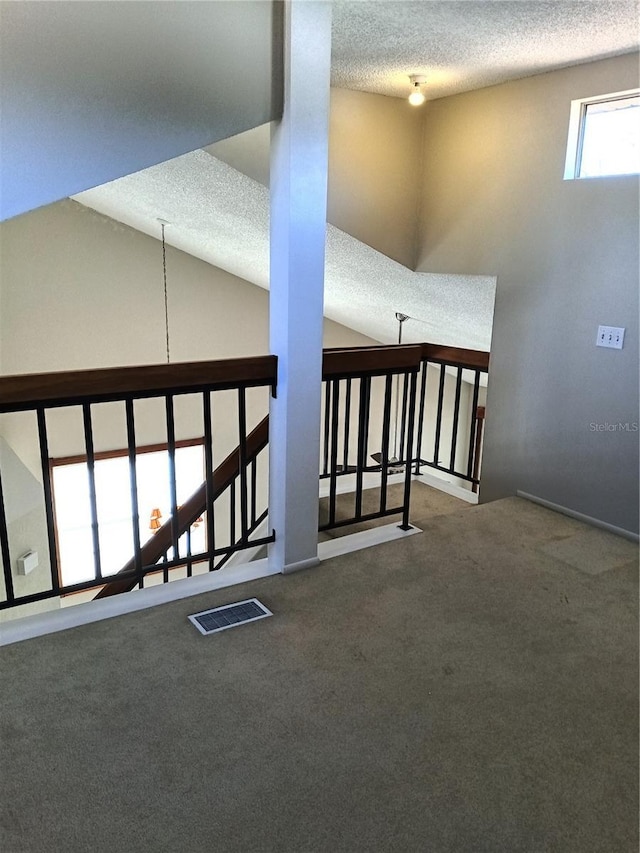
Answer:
0;1;281;220
416;53;639;534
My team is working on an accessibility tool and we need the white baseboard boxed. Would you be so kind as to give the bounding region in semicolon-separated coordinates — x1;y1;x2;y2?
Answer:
281;556;321;574
517;491;639;542
0;558;279;648
319;469;477;504
414;470;478;504
1;478;443;647
318;471;406;497
318;522;421;562
0;521;422;646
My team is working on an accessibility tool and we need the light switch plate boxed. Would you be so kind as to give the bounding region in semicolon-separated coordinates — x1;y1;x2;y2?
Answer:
596;325;625;349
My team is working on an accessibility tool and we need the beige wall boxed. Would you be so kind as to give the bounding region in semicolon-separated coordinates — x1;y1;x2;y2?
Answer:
416;53;639;533
0;198;377;377
210;87;425;270
0;197;378;467
328;88;423;268
0;198;378;471
0;198;380;614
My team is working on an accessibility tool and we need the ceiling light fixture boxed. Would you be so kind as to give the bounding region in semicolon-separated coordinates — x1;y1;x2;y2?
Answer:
408;75;427;106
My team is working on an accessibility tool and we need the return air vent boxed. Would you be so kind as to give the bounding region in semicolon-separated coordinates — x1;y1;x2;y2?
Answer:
188;598;272;635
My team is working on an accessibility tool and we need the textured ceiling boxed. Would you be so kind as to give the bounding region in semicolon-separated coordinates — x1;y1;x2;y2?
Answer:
332;1;640;100
73;152;496;350
72;0;639;352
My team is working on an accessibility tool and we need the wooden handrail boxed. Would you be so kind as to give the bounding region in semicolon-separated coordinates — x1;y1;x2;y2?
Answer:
0;356;277;412
322;345;423;378
323;343;489;372
420;343;489;371
95;345;428;599
94;415;270;599
0;345;487;414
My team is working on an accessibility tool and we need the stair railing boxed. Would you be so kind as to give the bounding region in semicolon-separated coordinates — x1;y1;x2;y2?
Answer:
0;356;276;611
319;345;423;532
0;343;489;613
319;343;490;493
413;344;490;488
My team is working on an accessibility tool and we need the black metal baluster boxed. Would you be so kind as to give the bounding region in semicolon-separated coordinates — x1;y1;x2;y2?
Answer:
125;399;143;589
328;379;340;526
449;367;463;473
379;374;393;515
399;372;409;462
0;468;15;604
82;403;102;582
238;388;249;542
342;378;352;472
185;527;193;578
230;481;236;548
467;370;482;479
414;361;428;474
36;408;60;595
165;395;178;584
433;364;446;466
322;380;331;476
354;378;368;520
203;391;216;572
250;459;257;529
400;371;418;530
362;376;371;464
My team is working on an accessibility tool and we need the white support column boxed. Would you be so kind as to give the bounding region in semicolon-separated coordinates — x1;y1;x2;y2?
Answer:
268;0;332;575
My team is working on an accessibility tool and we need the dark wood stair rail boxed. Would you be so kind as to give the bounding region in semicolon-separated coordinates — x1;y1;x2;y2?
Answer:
0;346;486;606
0;356;277;413
419;343;490;372
95;345;425;599
0;356;276;611
94;415;270;598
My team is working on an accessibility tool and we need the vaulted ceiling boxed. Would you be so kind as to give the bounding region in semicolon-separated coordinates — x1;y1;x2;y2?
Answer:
62;1;640;348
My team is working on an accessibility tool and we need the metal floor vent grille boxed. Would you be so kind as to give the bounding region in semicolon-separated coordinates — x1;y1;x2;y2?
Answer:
189;598;272;636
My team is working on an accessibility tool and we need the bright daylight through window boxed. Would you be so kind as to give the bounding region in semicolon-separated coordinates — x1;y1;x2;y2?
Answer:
52;443;206;588
564;90;640;179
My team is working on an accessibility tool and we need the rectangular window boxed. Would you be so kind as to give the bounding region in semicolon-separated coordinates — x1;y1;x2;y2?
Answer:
51;440;206;588
564;89;639;180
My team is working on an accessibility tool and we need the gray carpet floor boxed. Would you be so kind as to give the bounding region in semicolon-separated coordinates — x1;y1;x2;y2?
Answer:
0;485;637;853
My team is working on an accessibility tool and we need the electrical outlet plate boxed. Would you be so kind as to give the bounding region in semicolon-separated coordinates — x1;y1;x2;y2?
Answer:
596;325;625;350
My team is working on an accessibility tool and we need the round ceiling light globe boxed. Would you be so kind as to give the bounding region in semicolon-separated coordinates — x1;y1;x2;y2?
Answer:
408;90;426;106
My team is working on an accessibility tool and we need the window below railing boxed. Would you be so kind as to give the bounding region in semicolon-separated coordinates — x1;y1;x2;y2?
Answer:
51;439;206;589
0;357;276;614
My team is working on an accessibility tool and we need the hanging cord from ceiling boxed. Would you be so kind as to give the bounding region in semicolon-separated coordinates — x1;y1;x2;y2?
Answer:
160;221;171;364
392;313;410;460
371;312;411;469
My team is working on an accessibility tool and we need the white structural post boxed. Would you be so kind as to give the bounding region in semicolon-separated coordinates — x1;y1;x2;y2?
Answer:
268;0;332;574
